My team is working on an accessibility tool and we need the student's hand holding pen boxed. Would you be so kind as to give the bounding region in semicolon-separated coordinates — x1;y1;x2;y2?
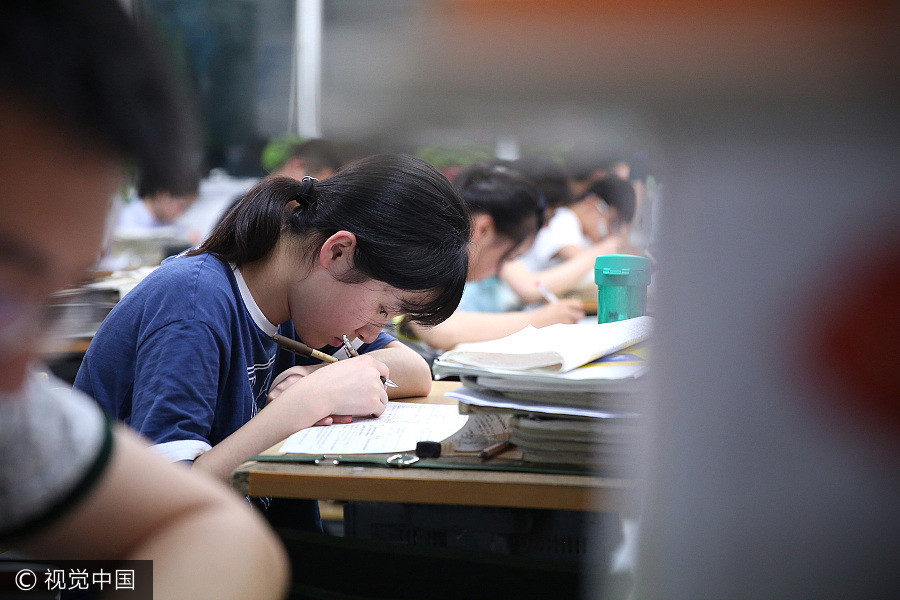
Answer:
264;354;390;428
267;364;349;425
530;298;585;327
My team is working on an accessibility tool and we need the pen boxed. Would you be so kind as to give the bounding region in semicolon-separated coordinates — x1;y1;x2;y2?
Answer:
478;440;515;461
535;281;559;303
341;334;398;388
273;334;338;363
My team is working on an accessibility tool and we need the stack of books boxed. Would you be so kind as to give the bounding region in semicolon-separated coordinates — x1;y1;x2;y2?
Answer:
433;317;652;472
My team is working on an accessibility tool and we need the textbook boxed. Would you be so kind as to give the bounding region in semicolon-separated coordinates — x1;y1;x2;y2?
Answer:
434;316;652;374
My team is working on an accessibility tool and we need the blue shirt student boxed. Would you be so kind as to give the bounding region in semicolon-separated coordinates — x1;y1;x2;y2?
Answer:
74;252;394;463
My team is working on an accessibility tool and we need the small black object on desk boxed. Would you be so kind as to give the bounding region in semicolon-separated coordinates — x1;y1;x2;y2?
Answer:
415;441;442;459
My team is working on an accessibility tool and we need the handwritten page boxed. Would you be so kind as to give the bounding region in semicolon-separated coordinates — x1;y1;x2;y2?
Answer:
277;401;469;454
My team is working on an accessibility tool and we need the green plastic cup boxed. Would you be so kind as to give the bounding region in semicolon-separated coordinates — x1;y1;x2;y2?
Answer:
594;254;652;323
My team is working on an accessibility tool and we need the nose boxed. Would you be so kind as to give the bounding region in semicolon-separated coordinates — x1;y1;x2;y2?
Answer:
354;323;384;344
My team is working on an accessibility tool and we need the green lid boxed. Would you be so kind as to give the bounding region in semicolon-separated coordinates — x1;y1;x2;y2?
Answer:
595;254;651;286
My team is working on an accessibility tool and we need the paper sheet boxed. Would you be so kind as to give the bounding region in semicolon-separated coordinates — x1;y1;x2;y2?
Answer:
448;412;511;451
277;401;469;454
437;316;653;373
447;386;639;419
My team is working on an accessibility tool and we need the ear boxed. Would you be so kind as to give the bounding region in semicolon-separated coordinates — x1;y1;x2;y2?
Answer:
470;213;495;244
318;230;357;274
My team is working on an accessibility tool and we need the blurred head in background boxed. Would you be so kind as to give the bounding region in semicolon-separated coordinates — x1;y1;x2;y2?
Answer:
508;154;574;224
571;174;637;242
453;163;543;281
271;137;343;181
136;171;201;226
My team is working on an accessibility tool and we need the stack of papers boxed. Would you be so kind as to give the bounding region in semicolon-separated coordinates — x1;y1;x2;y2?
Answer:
434;317;652;471
508;414;639;471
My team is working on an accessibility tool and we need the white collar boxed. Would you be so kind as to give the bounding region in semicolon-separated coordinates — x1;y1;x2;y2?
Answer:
231;263;279;337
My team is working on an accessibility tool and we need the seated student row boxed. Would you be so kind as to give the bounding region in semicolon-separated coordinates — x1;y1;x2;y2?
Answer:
495;155;644;307
398;157;645;352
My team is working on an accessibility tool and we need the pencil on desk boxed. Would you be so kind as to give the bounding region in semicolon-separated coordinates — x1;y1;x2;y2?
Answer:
272;334;338;363
479;440;515;461
341;334;399;388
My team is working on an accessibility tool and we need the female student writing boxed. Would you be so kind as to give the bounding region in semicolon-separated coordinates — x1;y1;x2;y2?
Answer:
400;163;583;351
75;154;470;482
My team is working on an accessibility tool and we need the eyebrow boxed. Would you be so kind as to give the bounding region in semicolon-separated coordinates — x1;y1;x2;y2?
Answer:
0;234;51;276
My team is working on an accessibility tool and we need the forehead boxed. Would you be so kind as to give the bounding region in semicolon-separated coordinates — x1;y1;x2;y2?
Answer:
0;99;124;284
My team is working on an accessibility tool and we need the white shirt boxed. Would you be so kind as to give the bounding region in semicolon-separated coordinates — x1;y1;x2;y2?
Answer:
517;207;588;271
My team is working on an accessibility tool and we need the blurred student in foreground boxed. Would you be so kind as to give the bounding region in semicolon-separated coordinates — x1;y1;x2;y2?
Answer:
399;163;583;351
0;3;288;599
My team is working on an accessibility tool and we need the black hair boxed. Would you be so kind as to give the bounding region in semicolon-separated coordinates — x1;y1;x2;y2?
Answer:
0;1;199;192
137;169;200;199
509;155;574;208
564;152;600;182
280;138;343;175
452;163;542;261
193;154;471;327
585;175;638;224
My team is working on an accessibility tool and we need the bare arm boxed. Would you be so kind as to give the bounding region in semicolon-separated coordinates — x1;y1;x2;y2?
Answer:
16;427;289;600
192;356;390;481
365;340;433;398
501;238;631;304
409;301;585;351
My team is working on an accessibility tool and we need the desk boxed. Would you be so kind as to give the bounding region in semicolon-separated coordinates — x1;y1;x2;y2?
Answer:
232;380;639;514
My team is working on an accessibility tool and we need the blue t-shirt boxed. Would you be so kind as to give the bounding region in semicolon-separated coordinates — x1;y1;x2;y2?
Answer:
74;252;394;462
458;277;521;313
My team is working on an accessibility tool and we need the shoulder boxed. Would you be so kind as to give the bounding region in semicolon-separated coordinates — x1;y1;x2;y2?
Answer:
546;207;582;235
138;254;235;303
153;252;231;283
0;375;112;538
106;253;240;332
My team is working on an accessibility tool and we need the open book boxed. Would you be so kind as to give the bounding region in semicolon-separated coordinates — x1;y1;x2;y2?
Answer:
435;316;653;374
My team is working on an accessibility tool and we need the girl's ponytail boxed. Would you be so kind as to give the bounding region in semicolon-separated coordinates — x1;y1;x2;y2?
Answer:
189;176;317;263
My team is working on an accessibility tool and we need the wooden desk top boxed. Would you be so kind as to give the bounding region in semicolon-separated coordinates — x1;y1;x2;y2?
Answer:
232;380;639;513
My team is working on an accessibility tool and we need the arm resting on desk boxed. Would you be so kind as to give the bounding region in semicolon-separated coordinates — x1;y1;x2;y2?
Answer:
16;427;289;600
365;340;432;398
